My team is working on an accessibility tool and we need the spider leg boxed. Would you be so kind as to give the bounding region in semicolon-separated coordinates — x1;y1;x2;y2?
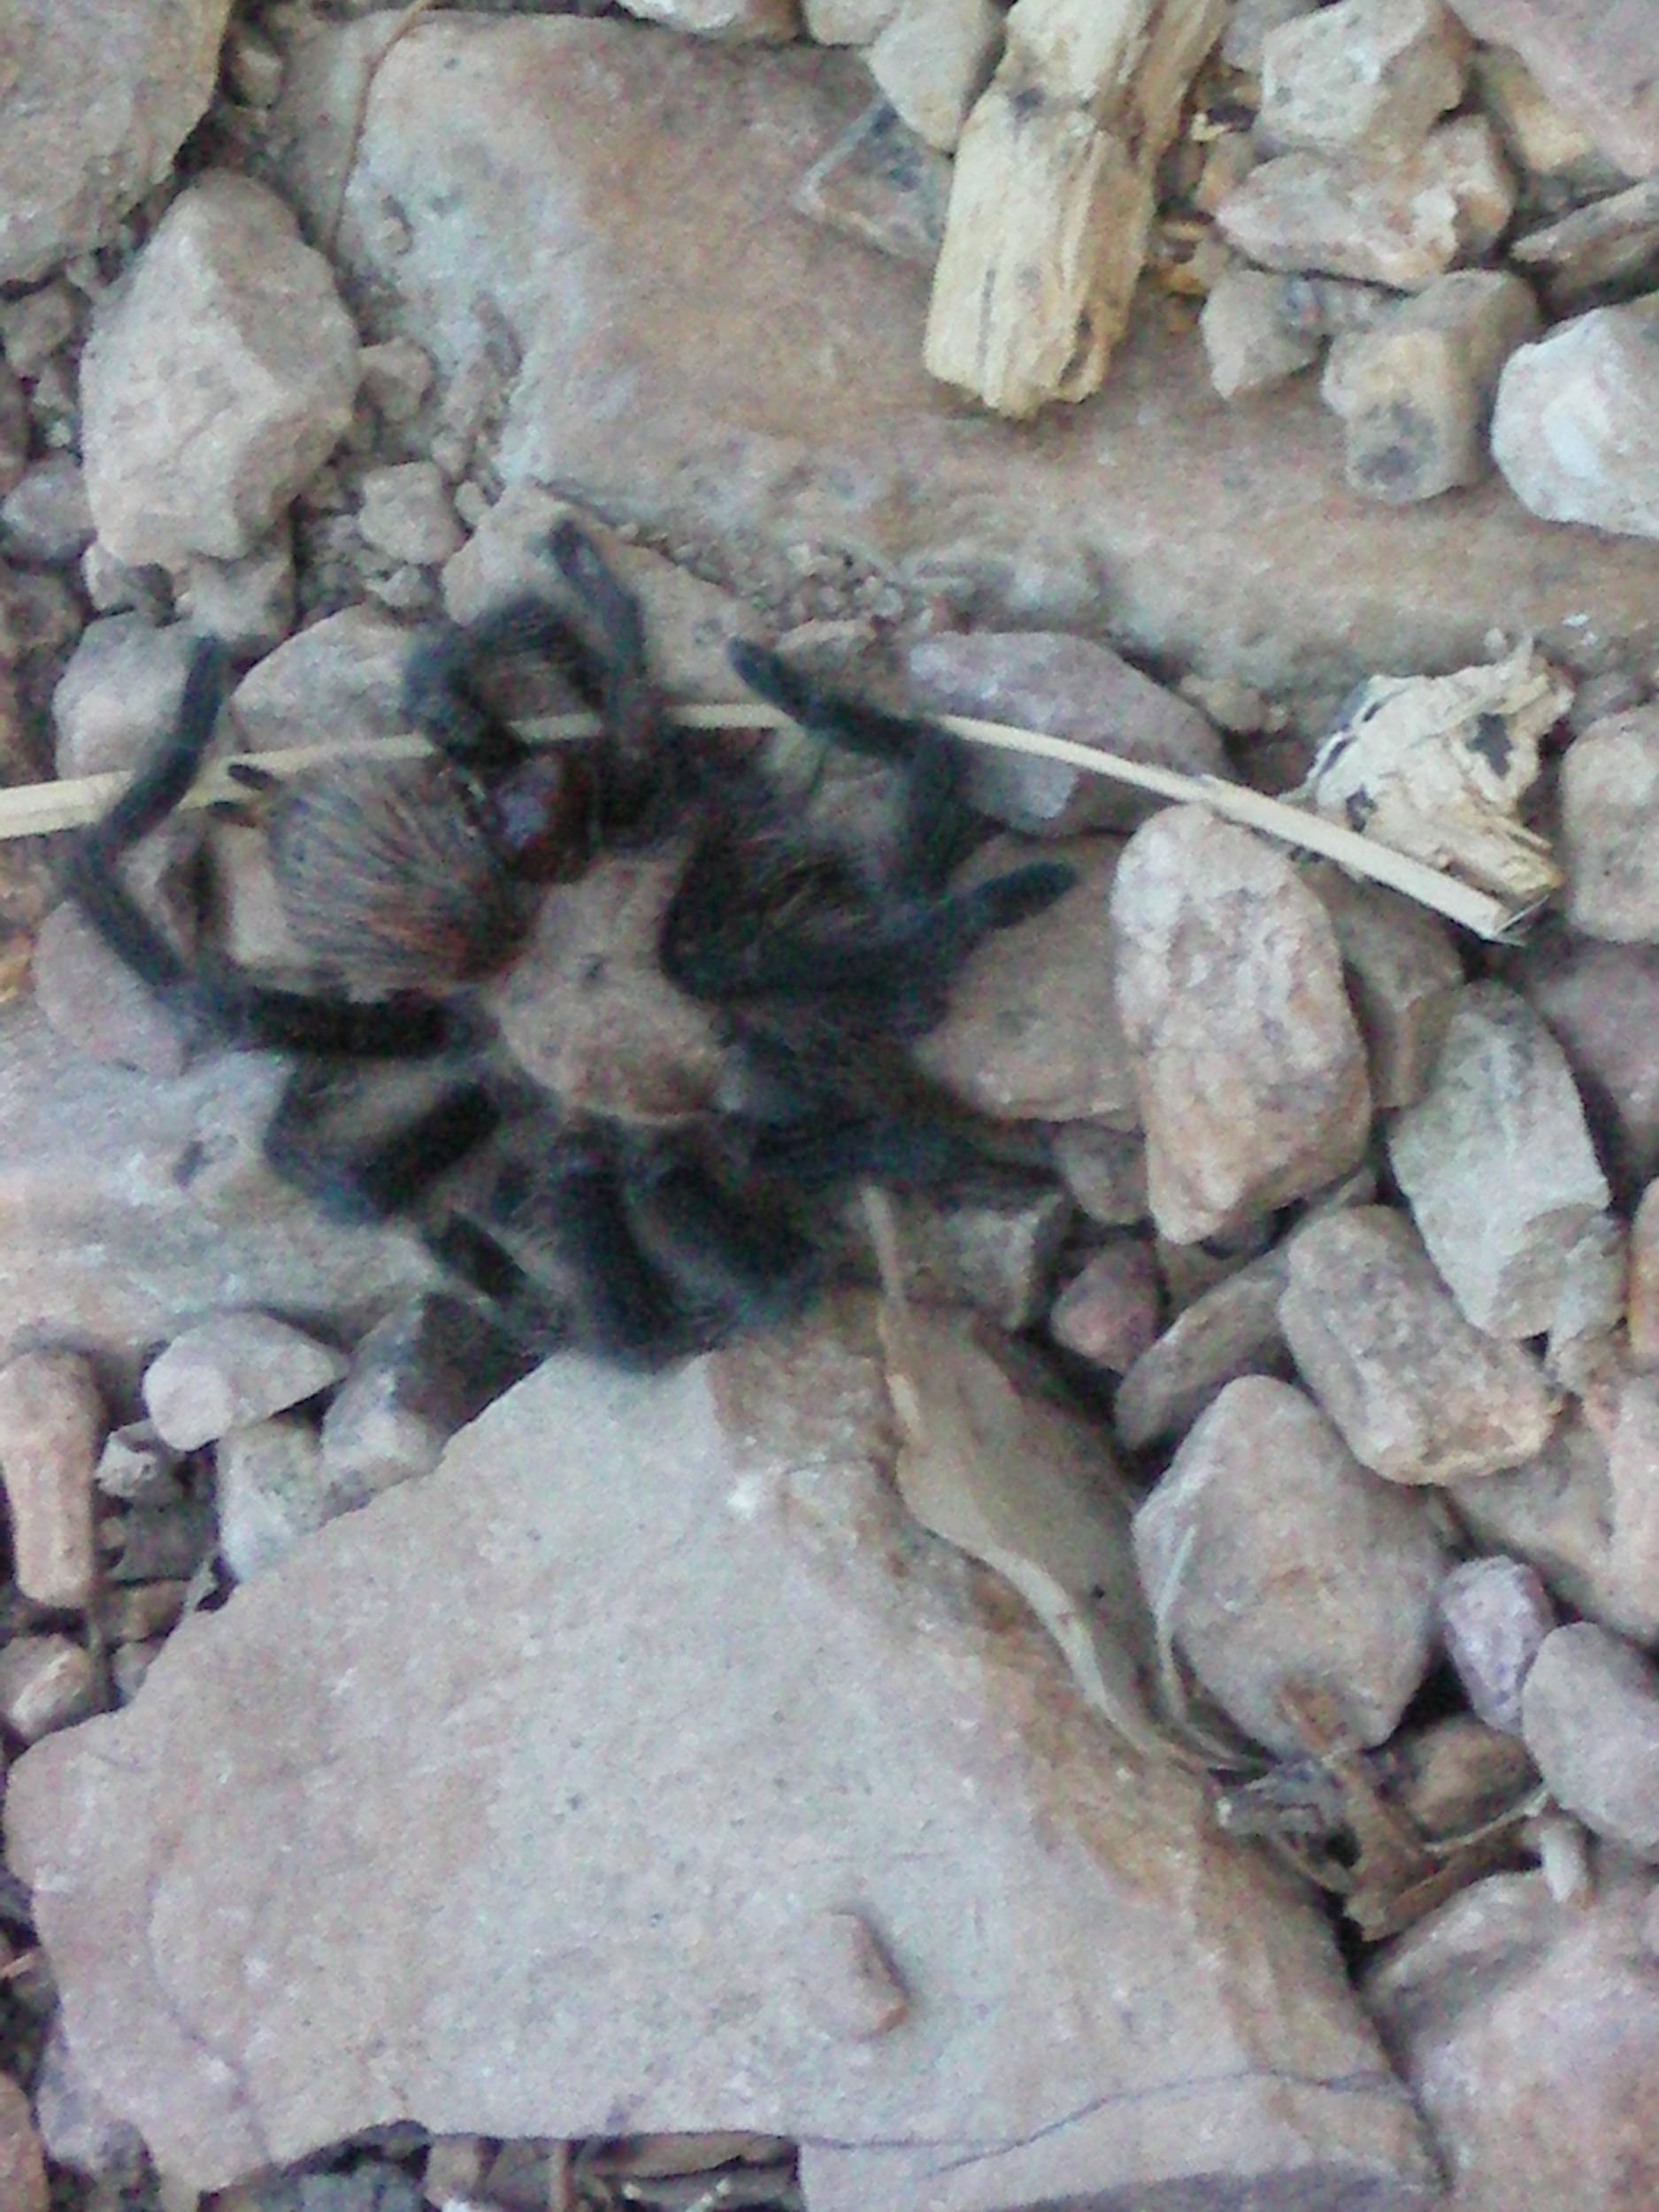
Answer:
543;519;675;841
403;598;609;772
619;1147;822;1339
727;639;975;893
264;1061;503;1225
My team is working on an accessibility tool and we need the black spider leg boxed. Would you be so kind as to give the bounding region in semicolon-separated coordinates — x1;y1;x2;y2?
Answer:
721;641;1076;965
65;641;455;1059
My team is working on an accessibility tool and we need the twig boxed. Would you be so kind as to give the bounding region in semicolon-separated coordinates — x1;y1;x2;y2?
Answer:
0;698;1526;940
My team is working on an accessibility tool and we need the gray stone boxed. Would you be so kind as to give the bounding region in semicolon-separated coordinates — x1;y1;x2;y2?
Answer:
1388;983;1610;1340
95;1422;183;1506
217;1415;353;1583
180;531;296;660
1304;865;1463;1110
81;173;359;567
1519;935;1659;1189
1051;1124;1147;1225
0;1634;97;1741
616;0;800;35
0;456;94;565
1200;265;1320;399
1217;118;1514;289
1447;0;1659;177
905;629;1226;835
1562;706;1659;941
0;0;234;285
52;615;201;778
1048;1235;1161;1374
32;896;191;1079
1632;1179;1659;1368
1111;808;1370;1244
320;1295;526;1500
915;839;1138;1123
1452;1410;1659;1644
0;1349;103;1609
804;0;897;37
230;604;411;753
0;282;79;380
269;18;1659;722
144;1313;349;1451
358;340;434;423
1321;269;1540;503
1510;173;1659;314
1471;43;1617;184
1523;1623;1659;1857
1258;0;1468;157
5;1307;1438;2207
358;463;465;567
30;2023;146;2181
792;101;950;266
1280;1207;1558;1483
1493;299;1659;541
1114;1245;1292;1450
879;1179;1073;1332
864;0;1001;152
1367;1857;1659;2212
1222;0;1320;68
1439;1555;1557;1734
1132;1375;1450;1756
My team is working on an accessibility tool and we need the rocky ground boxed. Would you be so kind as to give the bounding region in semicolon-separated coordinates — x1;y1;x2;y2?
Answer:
4;2;1659;2209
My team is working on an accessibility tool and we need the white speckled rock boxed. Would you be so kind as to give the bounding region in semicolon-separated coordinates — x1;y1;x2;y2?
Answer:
1493;300;1659;541
1388;983;1610;1338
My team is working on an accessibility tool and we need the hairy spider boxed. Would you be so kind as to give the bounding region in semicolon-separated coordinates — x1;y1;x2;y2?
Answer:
65;522;1075;1367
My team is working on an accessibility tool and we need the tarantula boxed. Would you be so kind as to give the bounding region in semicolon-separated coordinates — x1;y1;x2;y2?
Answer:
65;522;1074;1367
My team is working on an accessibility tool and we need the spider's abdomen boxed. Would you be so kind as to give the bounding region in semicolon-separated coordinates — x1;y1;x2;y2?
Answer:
270;759;534;995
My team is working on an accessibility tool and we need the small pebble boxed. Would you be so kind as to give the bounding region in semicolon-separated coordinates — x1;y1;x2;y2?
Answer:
1052;1124;1148;1225
1560;706;1659;941
1257;0;1468;158
321;1294;524;1501
1048;1236;1161;1374
359;340;435;422
94;1421;183;1505
180;529;296;659
0;454;93;564
357;462;465;567
1439;1555;1557;1733
0;1634;96;1740
218;1413;356;1584
1494;299;1659;540
51;612;200;778
1114;1246;1291;1450
143;1312;349;1452
0;1349;103;1609
1523;1623;1659;1858
1201;265;1320;399
796;1906;910;2038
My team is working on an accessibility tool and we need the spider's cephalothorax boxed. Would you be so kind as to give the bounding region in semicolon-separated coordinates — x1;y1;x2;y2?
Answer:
65;522;1074;1367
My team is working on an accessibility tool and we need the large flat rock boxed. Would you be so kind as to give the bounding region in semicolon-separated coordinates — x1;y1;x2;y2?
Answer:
7;1303;1438;2211
279;15;1659;717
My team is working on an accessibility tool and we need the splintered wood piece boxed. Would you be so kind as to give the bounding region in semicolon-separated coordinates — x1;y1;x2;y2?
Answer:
925;0;1226;416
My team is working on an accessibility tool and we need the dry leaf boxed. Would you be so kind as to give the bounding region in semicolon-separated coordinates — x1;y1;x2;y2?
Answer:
877;1293;1178;1763
1297;638;1571;908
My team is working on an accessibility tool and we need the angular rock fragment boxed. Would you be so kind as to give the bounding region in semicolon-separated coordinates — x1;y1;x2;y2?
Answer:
52;616;202;780
1303;865;1463;1110
0;0;234;285
1200;265;1321;398
1543;1210;1627;1400
0;1350;103;1609
1389;984;1611;1338
216;1416;352;1584
231;604;411;753
1447;0;1659;178
1257;0;1468;158
320;1296;526;1502
1452;1410;1658;1643
0;1635;96;1742
1110;807;1370;1244
916;839;1137;1121
925;0;1227;413
1493;299;1659;541
865;0;1002;152
1;457;95;565
1132;1376;1450;1756
1217;117;1514;289
793;101;951;265
1439;1555;1556;1734
1320;270;1540;503
357;463;465;569
1561;706;1659;941
1048;1235;1161;1373
1367;1855;1659;2212
1509;173;1659;313
81;174;359;567
143;1313;349;1452
904;628;1226;834
1113;1245;1291;1448
5;1309;1439;2207
1281;1207;1558;1482
1523;1623;1659;1857
1051;1124;1147;1225
181;529;297;662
